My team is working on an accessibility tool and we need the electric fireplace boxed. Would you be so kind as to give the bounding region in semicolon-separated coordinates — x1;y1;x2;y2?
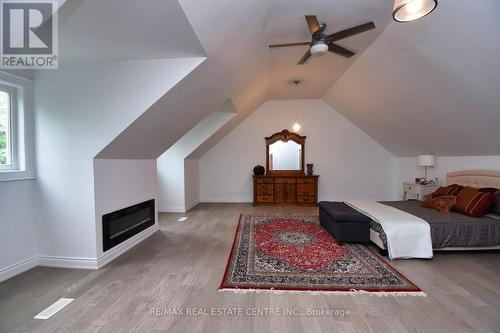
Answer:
102;199;155;251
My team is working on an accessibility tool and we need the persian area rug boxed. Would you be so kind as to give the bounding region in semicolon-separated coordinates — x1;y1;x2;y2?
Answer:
220;215;424;296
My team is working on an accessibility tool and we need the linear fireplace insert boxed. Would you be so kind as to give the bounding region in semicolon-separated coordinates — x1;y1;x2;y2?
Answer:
102;199;155;251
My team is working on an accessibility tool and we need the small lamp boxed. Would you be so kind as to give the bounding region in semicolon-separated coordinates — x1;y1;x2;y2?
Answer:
418;155;435;181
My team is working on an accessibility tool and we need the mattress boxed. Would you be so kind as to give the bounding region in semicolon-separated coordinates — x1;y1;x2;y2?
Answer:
371;200;500;248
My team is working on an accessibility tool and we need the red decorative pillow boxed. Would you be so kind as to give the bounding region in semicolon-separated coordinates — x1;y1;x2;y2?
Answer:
478;187;500;195
453;188;495;218
431;184;464;198
448;185;465;196
479;187;500;215
422;195;457;213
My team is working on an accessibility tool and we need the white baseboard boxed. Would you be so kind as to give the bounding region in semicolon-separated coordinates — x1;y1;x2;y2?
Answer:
0;224;160;283
158;205;187;213
0;257;38;283
97;224;159;268
158;201;200;213
199;198;252;203
37;256;99;270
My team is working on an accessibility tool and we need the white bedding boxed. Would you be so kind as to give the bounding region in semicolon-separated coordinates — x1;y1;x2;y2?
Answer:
345;200;433;260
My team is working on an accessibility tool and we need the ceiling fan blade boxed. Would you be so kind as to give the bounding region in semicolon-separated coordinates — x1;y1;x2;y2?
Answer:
269;42;310;48
305;15;320;35
297;50;311;65
326;22;376;42
328;43;355;58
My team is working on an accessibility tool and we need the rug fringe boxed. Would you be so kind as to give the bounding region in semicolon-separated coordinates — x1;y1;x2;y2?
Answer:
218;288;427;297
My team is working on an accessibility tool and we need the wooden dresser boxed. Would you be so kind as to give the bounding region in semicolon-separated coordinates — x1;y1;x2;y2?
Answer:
253;175;319;206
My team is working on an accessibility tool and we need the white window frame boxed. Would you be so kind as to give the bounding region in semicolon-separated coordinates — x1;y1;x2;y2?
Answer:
0;71;35;182
0;83;18;171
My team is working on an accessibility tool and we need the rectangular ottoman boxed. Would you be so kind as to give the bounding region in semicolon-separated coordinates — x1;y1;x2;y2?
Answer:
319;201;371;243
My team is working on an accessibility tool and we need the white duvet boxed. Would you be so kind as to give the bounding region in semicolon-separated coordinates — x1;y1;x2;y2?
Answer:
345;200;433;260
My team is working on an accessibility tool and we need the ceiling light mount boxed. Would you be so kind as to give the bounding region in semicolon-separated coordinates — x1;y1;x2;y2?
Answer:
393;0;438;23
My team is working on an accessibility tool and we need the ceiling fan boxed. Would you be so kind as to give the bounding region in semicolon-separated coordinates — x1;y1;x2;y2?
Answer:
269;15;376;65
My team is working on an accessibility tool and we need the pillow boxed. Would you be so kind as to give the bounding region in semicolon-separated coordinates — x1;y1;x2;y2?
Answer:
453;188;495;218
422;195;457;213
431;184;464;198
491;196;500;216
479;187;500;215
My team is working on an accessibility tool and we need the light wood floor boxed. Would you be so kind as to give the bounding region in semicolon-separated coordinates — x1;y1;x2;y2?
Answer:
1;203;500;333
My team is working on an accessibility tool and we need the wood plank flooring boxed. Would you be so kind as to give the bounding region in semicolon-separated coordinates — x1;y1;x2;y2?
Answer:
1;203;500;333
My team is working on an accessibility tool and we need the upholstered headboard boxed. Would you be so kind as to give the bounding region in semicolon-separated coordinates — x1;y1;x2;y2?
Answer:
446;170;500;189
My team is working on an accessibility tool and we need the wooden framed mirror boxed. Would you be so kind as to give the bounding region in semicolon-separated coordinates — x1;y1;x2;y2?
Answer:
265;129;306;175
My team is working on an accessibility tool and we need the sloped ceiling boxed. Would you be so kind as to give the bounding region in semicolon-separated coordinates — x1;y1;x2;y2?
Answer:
58;0;205;63
266;0;392;99
186;0;394;159
55;0;500;160
323;0;500;156
97;0;271;158
95;0;392;159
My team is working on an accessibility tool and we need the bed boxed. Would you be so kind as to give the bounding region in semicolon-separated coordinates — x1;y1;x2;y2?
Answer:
370;170;500;253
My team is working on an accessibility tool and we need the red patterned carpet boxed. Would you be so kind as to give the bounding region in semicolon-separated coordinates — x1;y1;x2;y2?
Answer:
220;215;424;295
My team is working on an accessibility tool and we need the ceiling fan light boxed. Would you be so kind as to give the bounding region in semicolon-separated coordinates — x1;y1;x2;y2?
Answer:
310;43;328;56
393;0;437;22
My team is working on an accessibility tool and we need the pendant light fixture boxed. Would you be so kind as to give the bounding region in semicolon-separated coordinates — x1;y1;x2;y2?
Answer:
292;120;302;132
393;0;437;22
292;96;302;132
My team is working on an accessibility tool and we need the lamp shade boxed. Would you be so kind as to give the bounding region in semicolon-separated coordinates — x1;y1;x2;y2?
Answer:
418;155;435;167
393;0;438;22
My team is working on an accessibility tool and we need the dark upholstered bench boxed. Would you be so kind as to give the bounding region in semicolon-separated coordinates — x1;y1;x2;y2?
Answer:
319;202;371;243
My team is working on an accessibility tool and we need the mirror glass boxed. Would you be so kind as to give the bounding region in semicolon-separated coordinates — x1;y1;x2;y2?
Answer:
268;140;301;170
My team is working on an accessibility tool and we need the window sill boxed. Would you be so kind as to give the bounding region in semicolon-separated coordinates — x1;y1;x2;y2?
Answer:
0;169;35;182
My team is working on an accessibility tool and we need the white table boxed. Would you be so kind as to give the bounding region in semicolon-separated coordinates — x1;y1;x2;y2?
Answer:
403;182;439;201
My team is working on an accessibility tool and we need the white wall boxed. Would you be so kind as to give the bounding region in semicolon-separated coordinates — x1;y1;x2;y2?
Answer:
157;102;236;212
200;99;396;202
0;180;39;281
395;156;500;198
184;159;200;211
157;148;186;212
0;72;38;281
93;159;158;257
34;58;201;261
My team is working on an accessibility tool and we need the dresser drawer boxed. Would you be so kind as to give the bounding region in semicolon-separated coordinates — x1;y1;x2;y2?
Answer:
257;189;274;195
297;195;315;203
256;195;273;203
297;178;315;184
297;184;315;195
256;184;274;192
275;178;296;184
256;178;273;184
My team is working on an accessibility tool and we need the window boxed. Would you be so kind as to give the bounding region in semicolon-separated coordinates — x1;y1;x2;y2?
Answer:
0;84;16;170
0;72;35;181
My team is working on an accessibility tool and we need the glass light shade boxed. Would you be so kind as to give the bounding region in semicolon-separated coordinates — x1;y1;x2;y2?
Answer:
393;0;437;22
310;43;328;56
417;155;435;167
292;122;301;132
